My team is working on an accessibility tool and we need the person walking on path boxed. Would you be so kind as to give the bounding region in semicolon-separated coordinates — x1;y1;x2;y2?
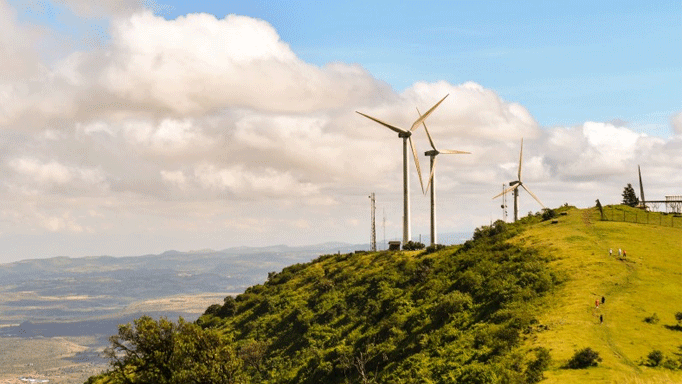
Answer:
623;250;626;258
609;248;613;257
595;300;599;308
601;296;605;304
600;314;603;324
619;248;622;257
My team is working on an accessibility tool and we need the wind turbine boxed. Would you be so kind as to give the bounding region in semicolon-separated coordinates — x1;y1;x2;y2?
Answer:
492;139;545;221
356;94;449;246
417;109;470;245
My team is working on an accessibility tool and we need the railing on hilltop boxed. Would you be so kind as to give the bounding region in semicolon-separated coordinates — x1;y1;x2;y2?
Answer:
602;205;682;228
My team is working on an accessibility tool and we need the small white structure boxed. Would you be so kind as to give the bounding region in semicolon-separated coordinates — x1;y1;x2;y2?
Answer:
665;195;682;213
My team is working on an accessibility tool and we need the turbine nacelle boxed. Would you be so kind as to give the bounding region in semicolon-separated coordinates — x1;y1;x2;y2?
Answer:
492;138;544;221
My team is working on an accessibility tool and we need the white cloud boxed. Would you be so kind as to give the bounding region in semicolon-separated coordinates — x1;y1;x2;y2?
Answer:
123;118;214;153
7;157;108;194
193;164;319;198
671;111;682;135
9;157;73;184
160;170;187;189
92;12;391;115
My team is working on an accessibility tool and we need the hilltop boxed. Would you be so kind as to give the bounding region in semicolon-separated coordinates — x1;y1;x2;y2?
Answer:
86;206;682;384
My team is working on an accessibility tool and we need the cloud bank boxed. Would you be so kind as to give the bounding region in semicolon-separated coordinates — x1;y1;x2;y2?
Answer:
1;3;680;261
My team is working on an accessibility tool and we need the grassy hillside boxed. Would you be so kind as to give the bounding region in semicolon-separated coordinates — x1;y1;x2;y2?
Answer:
516;205;682;383
86;206;682;384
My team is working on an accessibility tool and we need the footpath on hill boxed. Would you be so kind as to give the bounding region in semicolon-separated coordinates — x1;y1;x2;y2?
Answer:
520;206;682;384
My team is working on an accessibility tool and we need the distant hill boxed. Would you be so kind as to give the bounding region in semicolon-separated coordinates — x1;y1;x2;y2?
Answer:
84;206;682;383
0;242;375;325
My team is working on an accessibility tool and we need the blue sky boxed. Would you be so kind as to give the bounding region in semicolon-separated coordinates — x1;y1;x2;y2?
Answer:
1;0;681;261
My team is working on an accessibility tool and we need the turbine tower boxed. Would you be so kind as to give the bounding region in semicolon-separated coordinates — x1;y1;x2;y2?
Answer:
356;94;449;246
638;165;646;209
369;192;376;252
417;109;470;245
492;139;545;221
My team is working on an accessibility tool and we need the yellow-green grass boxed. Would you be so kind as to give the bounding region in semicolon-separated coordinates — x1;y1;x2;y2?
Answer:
515;206;682;383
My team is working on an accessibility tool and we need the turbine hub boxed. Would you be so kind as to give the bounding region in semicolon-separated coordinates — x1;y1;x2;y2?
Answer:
509;180;519;186
398;131;411;138
425;149;439;156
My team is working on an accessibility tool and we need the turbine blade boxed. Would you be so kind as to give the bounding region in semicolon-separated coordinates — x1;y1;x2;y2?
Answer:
518;138;523;181
416;107;437;150
409;94;449;132
356;111;406;134
521;183;545;208
440;149;470;155
492;184;519;200
409;136;425;194
425;155;438;194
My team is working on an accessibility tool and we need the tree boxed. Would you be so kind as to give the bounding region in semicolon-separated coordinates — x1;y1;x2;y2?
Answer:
103;316;244;384
622;183;639;207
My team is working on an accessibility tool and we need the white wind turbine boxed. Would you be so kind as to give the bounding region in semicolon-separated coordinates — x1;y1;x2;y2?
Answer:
356;94;449;246
417;109;470;246
492;138;545;221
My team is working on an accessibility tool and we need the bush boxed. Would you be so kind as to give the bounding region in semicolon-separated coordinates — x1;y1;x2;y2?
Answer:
675;312;682;323
566;347;601;369
424;243;447;254
403;240;425;250
644;313;660;324
647;350;664;366
541;209;557;221
525;347;551;383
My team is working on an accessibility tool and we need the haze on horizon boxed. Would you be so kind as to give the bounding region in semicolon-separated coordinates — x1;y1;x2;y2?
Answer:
0;0;680;263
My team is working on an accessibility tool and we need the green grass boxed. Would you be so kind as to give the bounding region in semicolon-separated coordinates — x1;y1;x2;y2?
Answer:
516;206;682;383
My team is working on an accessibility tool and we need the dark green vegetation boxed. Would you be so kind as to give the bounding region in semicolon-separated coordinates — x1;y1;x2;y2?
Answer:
86;205;682;383
402;240;426;250
88;217;561;384
566;348;602;369
621;183;639;207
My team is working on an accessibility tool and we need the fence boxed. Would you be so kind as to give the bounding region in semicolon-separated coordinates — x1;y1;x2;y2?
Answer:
603;206;682;229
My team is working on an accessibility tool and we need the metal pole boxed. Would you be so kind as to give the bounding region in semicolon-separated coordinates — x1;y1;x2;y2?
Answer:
403;137;410;245
514;188;519;222
369;193;376;252
430;155;437;245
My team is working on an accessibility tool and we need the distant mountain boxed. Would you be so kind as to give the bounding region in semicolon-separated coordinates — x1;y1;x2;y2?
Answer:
0;241;377;325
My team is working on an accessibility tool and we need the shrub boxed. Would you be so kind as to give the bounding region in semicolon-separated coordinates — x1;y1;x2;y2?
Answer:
218;296;238;317
644;313;660;324
647;350;664;366
424;243;447;254
566;347;601;369
541;209;557;221
675;312;682;323
203;304;222;316
403;240;425;250
525;347;551;383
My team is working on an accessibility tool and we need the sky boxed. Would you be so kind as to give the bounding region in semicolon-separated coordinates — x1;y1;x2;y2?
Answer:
0;0;680;262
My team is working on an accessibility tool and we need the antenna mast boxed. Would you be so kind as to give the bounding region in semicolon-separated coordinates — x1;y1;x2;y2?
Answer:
369;193;376;252
382;208;386;251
